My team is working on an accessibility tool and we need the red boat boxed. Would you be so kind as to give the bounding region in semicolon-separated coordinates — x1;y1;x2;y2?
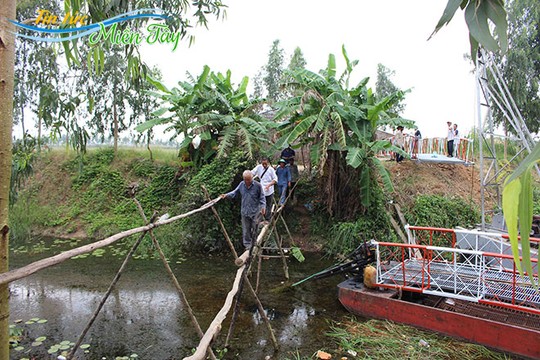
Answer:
338;226;540;359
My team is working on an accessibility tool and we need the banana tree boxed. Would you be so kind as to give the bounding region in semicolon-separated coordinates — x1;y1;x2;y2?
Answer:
136;66;270;168
274;46;411;218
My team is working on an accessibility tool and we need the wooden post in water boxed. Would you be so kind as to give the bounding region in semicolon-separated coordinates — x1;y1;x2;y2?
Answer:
132;198;217;360
67;212;158;360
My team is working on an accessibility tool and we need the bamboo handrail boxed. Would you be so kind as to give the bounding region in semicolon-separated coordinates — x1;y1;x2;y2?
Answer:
0;198;221;286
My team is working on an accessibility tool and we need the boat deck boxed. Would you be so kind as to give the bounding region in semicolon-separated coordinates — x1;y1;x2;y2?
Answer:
379;259;540;306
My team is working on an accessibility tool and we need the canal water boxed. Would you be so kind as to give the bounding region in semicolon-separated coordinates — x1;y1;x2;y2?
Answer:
9;239;349;359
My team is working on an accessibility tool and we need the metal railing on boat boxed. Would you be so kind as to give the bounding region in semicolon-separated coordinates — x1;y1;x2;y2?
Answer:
374;226;540;315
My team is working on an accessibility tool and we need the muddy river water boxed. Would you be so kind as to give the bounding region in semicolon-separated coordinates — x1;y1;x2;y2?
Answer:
9;241;350;359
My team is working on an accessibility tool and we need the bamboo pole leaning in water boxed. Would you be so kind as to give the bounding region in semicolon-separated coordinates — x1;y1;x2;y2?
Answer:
183;264;246;360
67;211;158;360
0;198;221;286
201;186;278;350
132;198;217;360
201;185;238;259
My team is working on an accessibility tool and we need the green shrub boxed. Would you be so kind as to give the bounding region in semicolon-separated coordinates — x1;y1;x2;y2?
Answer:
326;186;395;256
408;195;480;229
175;151;256;252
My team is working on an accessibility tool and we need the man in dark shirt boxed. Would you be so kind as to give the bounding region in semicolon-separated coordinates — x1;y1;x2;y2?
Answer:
221;170;266;250
280;146;295;161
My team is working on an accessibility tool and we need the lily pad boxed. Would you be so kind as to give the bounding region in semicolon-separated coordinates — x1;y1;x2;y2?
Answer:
14;346;25;351
80;344;91;349
35;336;47;342
60;340;71;345
14;319;22;323
48;346;59;354
59;344;71;350
25;320;35;325
31;341;43;346
37;319;48;324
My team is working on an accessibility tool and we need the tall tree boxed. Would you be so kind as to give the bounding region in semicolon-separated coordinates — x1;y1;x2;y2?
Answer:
288;46;307;71
0;2;17;357
137;66;270;166
375;63;406;116
85;45;130;153
252;68;265;99
13;0;61;150
275;47;408;219
493;0;540;134
263;39;285;103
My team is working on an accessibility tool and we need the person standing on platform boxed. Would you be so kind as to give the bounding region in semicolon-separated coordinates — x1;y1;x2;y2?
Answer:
251;157;277;221
412;128;422;159
447;121;454;157
394;126;405;163
275;159;291;205
453;123;460;158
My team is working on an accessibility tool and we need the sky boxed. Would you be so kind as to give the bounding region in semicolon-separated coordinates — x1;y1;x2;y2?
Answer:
140;0;478;139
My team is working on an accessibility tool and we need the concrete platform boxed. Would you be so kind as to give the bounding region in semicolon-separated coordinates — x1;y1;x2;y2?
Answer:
414;153;471;165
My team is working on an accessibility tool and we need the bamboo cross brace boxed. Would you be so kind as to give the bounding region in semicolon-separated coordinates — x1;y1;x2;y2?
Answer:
132;198;217;360
0;198;221;286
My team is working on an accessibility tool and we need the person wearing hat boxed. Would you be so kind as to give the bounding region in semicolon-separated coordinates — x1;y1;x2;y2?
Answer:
275;159;292;205
447;121;454;157
394;125;405;163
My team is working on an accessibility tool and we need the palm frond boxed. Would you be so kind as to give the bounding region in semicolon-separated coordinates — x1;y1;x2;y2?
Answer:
216;125;236;158
372;157;394;193
359;166;371;207
319;128;331;173
314;105;330;132
237;123;254;159
287;114;318;143
331;111;347;147
239;116;268;134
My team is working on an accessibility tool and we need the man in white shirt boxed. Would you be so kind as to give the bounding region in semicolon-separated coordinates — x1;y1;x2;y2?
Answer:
252;157;277;221
447;121;454;157
453;123;460;158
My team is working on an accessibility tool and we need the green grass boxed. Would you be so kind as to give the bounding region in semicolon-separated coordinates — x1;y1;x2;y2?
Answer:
326;318;511;360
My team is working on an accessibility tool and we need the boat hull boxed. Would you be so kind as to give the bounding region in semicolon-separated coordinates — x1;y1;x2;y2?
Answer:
338;279;540;359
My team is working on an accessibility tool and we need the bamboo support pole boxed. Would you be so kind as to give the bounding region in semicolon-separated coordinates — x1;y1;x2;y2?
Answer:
275;232;290;280
0;198;221;286
255;248;263;293
202;192;278;351
67;213;156;360
224;249;251;348
183;265;245;360
133;199;217;360
244;273;278;349
279;214;294;244
201;185;238;259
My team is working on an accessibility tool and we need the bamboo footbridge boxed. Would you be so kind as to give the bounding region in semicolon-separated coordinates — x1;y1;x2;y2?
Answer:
1;184;297;360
